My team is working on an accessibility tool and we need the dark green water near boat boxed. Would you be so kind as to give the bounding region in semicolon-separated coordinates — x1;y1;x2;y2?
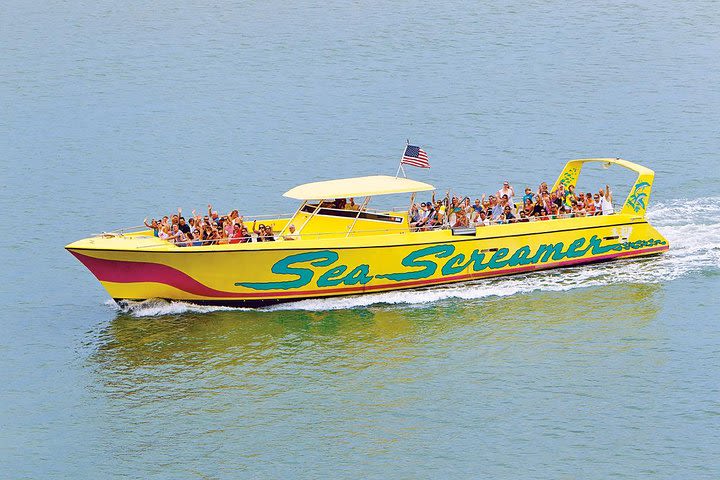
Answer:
2;1;720;477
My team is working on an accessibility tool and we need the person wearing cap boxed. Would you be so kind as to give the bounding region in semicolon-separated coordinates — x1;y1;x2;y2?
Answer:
418;202;436;230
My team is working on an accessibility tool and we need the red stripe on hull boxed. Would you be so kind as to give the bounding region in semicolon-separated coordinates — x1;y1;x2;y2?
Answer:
70;250;238;297
70;245;668;300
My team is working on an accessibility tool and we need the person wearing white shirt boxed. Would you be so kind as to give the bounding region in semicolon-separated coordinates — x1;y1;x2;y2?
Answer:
473;211;491;227
497;181;515;203
598;184;614;215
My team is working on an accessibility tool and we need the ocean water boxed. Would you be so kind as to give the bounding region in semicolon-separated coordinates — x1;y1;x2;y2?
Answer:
2;1;720;478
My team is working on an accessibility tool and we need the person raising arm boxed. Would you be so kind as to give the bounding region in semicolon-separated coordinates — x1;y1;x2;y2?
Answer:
599;185;614;215
144;218;160;237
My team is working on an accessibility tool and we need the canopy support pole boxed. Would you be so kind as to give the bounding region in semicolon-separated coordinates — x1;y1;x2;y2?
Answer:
278;200;306;238
345;196;370;238
296;200;324;236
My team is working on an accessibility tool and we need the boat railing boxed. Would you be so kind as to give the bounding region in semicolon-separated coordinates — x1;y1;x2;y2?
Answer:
94;225;147;236
133;224;444;248
243;212;295;221
130;209;622;249
98;212;295;237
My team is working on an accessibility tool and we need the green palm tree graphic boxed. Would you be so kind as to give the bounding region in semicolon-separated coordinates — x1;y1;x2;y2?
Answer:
627;181;651;212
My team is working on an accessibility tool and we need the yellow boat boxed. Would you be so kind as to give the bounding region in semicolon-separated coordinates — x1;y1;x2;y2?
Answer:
66;158;668;307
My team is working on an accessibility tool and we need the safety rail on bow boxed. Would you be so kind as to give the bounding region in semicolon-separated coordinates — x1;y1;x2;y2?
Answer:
97;212;296;237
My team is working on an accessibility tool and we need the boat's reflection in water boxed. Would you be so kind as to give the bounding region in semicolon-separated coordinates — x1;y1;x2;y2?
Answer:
91;282;665;390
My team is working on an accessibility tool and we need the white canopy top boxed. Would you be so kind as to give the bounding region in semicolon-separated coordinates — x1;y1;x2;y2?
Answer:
283;175;435;200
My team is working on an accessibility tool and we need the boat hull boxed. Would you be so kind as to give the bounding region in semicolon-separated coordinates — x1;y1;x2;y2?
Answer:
67;215;669;307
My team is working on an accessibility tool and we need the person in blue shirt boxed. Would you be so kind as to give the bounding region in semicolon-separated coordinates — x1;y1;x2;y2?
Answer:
522;187;535;205
491;199;504;219
472;198;483;213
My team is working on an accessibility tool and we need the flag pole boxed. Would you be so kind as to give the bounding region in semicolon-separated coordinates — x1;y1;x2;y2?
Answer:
395;140;409;178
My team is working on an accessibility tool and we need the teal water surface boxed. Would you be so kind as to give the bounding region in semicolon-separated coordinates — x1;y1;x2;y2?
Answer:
2;1;720;478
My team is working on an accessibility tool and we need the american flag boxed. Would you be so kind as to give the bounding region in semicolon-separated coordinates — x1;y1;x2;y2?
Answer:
401;144;430;168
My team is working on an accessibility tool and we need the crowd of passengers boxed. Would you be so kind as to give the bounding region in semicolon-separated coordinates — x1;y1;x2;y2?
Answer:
409;180;615;230
143;204;291;247
144;199;363;247
143;181;614;246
